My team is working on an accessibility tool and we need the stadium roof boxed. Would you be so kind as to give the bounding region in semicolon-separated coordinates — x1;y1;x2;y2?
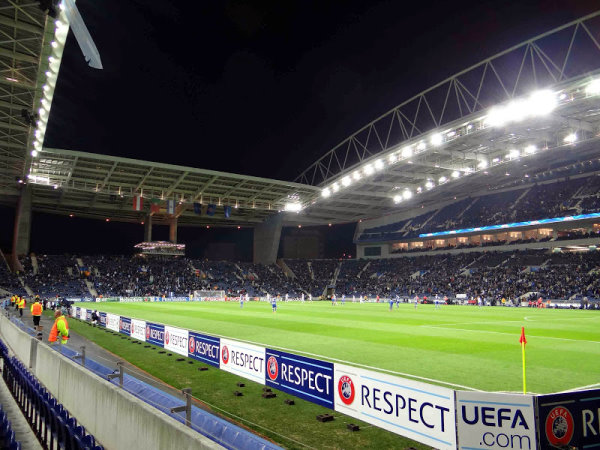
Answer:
0;1;56;194
3;8;600;229
19;147;319;226
296;11;600;224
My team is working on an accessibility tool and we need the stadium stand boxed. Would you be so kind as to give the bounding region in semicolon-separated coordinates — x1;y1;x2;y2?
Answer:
1;249;600;303
358;172;600;243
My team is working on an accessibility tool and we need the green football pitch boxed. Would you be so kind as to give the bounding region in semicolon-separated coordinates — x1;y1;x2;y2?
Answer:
94;301;600;394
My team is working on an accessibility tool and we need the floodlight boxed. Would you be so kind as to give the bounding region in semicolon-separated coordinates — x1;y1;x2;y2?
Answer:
342;176;352;187
352;171;361;181
451;171;460;178
524;145;537;154
431;133;443;146
393;195;402;203
564;133;577;144
332;183;340;192
284;202;302;212
363;164;374;175
402;189;413;200
492;157;500;163
485;107;508;127
439;176;447;183
477;160;488;169
401;146;413;158
388;153;397;164
528;90;557;116
425;180;434;189
508;149;520;159
51;41;58;49
374;159;384;170
586;79;600;96
31;150;38;157
416;186;422;193
416;142;426;151
505;100;528;122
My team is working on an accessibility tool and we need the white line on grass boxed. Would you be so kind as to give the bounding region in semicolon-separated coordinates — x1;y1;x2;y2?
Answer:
555;382;600;392
423;325;600;344
524;316;600;322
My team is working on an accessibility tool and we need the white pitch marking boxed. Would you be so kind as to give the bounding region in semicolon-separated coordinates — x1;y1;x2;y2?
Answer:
423;325;600;344
555;382;600;393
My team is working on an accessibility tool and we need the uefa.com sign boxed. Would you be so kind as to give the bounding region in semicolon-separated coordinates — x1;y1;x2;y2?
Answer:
74;307;600;450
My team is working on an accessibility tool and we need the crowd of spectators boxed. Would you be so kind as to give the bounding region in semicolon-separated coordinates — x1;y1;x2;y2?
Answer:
2;249;600;302
359;172;600;242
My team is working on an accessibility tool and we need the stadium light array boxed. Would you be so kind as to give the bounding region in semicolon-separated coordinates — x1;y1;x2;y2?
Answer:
431;133;443;146
28;1;71;165
425;180;434;190
585;79;600;96
317;81;590;205
284;202;302;212
485;90;557;127
403;189;413;200
393;194;402;204
564;133;577;144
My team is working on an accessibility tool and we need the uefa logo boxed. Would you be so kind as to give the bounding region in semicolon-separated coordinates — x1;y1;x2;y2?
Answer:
222;345;229;364
189;336;195;353
338;375;355;405
267;356;278;381
545;406;574;447
165;331;170;345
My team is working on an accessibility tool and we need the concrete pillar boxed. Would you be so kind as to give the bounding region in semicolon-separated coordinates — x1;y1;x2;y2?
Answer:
169;217;177;243
144;214;153;242
12;185;32;260
253;214;283;264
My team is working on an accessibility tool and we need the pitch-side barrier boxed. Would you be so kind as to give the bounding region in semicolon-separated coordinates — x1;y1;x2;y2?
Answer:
73;305;600;450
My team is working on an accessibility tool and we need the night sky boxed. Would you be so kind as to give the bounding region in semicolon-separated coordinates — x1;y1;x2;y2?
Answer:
3;0;598;258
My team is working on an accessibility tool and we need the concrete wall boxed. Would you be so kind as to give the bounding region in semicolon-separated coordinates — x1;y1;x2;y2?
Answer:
253;214;283;264
0;315;221;450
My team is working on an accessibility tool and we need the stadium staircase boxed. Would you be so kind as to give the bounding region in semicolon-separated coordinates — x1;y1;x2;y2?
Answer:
510;187;531;210
277;259;295;279
307;262;315;280
456;197;478;219
30;255;38;275
84;280;98;298
331;262;342;285
357;261;371;278
20;280;33;297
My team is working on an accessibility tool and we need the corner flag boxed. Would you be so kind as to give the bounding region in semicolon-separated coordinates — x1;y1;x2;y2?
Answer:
519;327;527;394
519;327;527;345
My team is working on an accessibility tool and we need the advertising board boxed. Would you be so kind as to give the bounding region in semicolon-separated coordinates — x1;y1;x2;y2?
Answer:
188;331;220;367
106;313;120;332
145;322;165;347
333;363;456;450
220;338;265;384
130;318;146;341
538;389;600;449
119;316;131;335
164;326;189;357
265;349;334;409
456;391;536;450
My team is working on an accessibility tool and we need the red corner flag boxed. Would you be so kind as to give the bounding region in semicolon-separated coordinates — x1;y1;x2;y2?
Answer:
519;327;527;345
